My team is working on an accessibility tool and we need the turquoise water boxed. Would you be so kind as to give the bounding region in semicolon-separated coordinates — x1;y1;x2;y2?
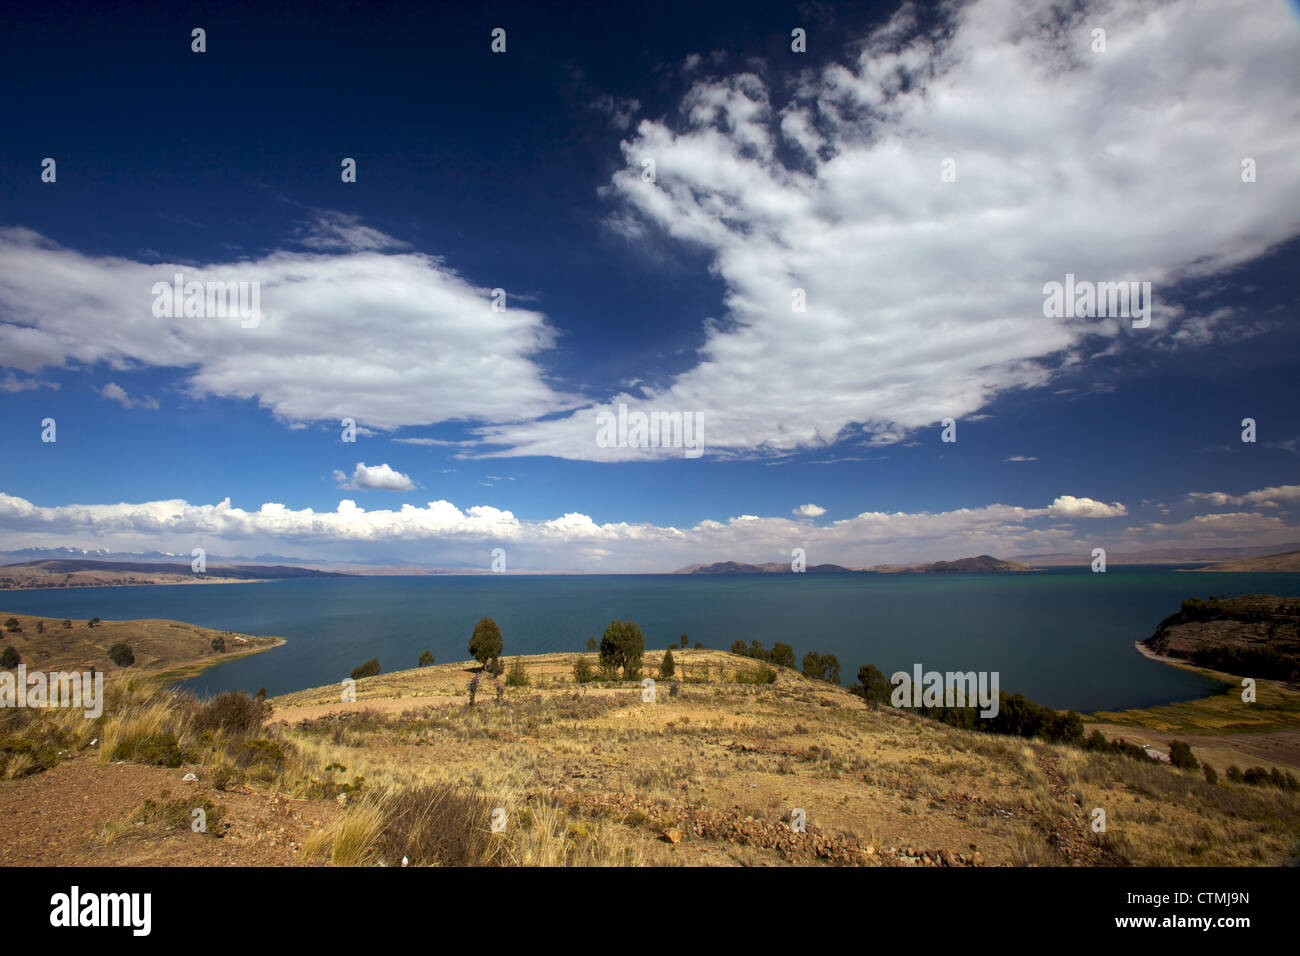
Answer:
2;566;1296;711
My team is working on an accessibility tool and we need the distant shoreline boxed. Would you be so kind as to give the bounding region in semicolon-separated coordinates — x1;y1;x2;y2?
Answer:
0;576;270;592
1133;639;1183;667
2;562;1261;591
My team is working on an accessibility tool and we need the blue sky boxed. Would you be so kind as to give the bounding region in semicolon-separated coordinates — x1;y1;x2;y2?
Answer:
1;0;1298;570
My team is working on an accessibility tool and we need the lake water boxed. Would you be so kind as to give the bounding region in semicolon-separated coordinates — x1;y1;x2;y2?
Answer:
3;566;1297;712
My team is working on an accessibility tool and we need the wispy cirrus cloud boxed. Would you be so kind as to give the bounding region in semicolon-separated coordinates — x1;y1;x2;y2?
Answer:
98;382;159;411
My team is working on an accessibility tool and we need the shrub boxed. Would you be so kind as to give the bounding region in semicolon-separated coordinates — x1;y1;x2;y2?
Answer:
468;617;504;669
62;620;71;629
1203;764;1219;785
351;658;381;680
801;651;840;685
114;731;183;767
108;643;134;667
911;690;1085;747
34;622;43;635
586;637;597;651
505;659;530;687
851;664;891;705
375;784;506;867
1232;766;1299;791
1168;740;1198;771
599;620;645;678
693;642;703;649
770;642;795;669
133;796;225;834
730;640;747;656
659;647;676;679
484;656;504;678
418;650;435;667
734;665;777;684
1190;643;1295;681
88;618;100;628
572;657;595;683
233;737;286;770
196;691;269;736
210;635;226;653
0;646;18;669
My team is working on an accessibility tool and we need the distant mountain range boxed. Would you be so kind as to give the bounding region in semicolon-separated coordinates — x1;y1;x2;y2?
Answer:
1192;550;1300;572
1008;544;1300;566
0;559;349;579
674;554;1032;574
0;546;321;566
0;559;352;590
674;560;857;574
869;554;1033;573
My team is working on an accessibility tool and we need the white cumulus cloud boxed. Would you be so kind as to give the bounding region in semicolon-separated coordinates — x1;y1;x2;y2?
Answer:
482;0;1300;460
0;218;571;431
333;462;417;492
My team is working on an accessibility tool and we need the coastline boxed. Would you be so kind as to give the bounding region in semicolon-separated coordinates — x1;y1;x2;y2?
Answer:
150;637;287;685
0;577;270;592
1088;640;1300;772
1132;639;1185;667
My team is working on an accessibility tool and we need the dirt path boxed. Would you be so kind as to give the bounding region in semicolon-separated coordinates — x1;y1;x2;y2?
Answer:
1034;753;1113;866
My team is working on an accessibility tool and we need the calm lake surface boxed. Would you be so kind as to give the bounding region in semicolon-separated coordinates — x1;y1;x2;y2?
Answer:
3;566;1297;712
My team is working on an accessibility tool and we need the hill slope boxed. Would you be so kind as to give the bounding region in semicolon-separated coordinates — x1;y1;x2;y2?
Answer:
0;559;349;591
3;643;1298;867
1195;550;1300;572
870;554;1033;573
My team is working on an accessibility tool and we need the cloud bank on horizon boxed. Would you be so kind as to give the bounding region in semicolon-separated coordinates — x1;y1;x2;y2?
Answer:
0;485;1295;571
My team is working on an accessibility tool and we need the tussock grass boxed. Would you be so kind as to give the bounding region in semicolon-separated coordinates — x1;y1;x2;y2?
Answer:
307;797;387;866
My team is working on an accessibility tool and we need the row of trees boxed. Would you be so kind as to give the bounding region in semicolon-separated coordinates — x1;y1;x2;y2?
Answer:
726;639;841;685
349;617;654;685
348;619;854;691
849;661;1084;745
1;641;133;668
730;639;795;668
5;616;81;633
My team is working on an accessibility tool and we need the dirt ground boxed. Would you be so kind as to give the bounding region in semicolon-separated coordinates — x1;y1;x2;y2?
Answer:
0;753;338;866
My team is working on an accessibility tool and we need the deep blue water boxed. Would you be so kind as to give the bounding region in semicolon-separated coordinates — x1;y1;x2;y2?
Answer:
3;566;1297;712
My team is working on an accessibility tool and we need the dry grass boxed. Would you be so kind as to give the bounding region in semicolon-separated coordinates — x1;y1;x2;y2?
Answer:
3;648;1298;866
